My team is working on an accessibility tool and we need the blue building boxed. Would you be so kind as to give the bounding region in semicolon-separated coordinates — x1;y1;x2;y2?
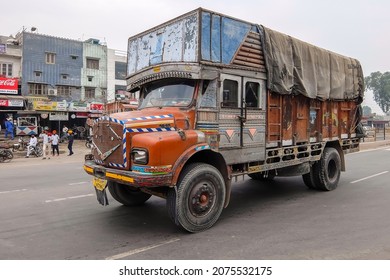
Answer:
21;32;107;133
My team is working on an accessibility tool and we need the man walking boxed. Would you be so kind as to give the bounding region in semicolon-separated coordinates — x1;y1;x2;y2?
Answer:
50;130;60;156
5;118;14;140
40;129;51;159
67;130;74;156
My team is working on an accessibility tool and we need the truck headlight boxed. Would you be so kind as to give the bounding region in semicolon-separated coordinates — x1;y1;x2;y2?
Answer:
131;148;148;165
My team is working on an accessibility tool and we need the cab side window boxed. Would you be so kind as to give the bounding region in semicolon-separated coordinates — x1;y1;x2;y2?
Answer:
222;79;238;108
245;82;260;108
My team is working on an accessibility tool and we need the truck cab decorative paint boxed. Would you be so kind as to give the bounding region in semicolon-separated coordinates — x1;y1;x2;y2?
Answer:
84;8;364;232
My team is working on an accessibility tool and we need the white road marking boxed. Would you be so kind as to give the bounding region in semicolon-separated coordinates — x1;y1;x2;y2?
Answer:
45;193;94;203
0;189;28;195
350;171;389;184
106;238;180;260
68;182;88;186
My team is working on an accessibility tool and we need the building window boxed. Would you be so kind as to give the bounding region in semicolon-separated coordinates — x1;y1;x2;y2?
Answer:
86;58;99;69
57;86;72;97
34;71;42;77
45;52;56;64
61;74;69;80
87;76;93;82
115;62;126;80
28;83;48;95
85;87;95;99
70;55;78;60
1;63;13;77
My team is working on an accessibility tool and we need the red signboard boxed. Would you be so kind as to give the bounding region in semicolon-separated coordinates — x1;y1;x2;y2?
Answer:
90;103;104;112
0;77;18;94
0;99;8;106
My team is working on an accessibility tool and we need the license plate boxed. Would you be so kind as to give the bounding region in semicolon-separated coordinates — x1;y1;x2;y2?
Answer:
93;177;109;206
93;177;107;191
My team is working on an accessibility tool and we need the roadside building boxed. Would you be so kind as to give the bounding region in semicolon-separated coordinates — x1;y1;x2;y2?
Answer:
1;30;130;137
0;35;24;130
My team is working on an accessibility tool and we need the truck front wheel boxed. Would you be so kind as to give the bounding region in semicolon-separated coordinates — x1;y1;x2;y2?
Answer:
312;147;341;191
166;163;226;233
108;181;151;206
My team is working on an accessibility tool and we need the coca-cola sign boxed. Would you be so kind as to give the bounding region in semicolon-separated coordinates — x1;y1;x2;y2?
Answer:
0;77;18;94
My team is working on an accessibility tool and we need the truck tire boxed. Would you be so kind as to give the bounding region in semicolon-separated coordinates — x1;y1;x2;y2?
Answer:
166;163;226;233
312;147;341;191
302;164;317;189
108;181;151;206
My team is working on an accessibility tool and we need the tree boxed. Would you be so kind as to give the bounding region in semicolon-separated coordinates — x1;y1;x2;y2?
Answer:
365;71;390;114
362;105;372;116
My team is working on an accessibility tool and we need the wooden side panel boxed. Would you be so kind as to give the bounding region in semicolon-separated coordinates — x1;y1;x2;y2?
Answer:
267;93;282;143
267;92;360;145
294;95;309;142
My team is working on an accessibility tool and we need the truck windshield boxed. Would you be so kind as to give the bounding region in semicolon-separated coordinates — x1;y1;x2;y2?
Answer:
139;79;195;109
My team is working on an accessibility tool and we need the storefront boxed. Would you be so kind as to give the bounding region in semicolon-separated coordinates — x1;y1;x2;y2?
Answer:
0;77;25;129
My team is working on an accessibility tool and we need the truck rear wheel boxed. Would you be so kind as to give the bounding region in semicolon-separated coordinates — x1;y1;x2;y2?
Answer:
302;164;317;189
166;163;226;233
312;147;341;191
108;181;151;206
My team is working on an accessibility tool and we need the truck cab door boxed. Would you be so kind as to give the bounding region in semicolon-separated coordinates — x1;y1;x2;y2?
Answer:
218;74;266;163
218;74;242;149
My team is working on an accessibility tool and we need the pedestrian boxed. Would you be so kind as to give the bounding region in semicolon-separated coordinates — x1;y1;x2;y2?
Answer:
39;129;51;159
62;125;68;138
67;130;74;156
5;118;14;140
50;130;60;156
25;134;37;158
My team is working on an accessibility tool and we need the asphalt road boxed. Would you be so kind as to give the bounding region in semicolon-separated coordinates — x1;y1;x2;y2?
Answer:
0;143;390;260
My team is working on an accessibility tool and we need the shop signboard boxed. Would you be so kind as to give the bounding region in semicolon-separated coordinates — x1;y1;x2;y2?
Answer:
0;77;18;94
49;112;68;121
56;100;68;111
0;98;24;107
33;100;57;110
8;99;24;107
90;103;104;113
69;102;89;112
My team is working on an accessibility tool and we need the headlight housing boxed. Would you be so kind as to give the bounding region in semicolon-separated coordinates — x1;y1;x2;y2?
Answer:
131;148;149;165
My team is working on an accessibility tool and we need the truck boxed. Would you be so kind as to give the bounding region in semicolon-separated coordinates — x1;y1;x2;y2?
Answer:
83;8;364;232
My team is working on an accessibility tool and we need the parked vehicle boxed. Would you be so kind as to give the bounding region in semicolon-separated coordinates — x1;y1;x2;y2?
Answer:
12;137;29;152
0;144;13;163
363;126;375;137
83;8;364;232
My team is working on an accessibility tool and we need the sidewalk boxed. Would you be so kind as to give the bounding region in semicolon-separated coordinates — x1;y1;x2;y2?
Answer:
359;139;390;150
4;139;90;164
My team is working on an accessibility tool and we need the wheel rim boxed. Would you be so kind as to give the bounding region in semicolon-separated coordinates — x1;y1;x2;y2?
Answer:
188;182;215;217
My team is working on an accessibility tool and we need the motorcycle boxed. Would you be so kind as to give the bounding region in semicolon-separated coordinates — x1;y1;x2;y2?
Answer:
26;144;43;157
0;144;14;163
12;137;28;152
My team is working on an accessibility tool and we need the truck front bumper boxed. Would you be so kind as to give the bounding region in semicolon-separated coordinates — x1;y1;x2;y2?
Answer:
83;160;173;188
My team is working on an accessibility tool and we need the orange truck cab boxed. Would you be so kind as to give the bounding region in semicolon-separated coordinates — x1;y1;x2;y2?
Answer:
84;8;364;232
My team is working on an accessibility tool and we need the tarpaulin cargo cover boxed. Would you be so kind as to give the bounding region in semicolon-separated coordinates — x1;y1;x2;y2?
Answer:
262;26;364;101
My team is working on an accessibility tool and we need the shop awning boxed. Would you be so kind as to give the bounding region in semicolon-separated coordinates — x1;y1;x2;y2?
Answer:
0;94;25;100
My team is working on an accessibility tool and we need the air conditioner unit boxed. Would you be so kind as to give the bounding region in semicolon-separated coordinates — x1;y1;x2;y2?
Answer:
48;89;57;96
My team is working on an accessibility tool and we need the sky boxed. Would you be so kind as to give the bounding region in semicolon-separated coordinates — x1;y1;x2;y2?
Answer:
3;0;389;114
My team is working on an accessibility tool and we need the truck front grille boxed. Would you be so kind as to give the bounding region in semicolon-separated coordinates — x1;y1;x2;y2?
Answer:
91;117;127;169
